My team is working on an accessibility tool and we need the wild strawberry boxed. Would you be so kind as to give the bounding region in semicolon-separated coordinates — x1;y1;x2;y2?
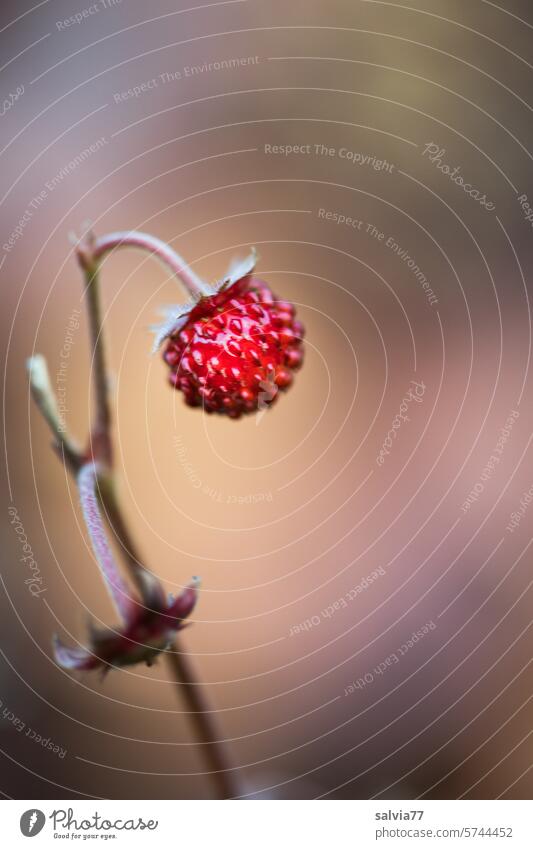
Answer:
154;251;304;418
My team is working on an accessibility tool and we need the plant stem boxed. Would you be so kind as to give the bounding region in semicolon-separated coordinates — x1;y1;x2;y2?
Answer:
77;462;135;623
94;470;158;603
97;469;238;799
166;649;240;799
79;231;239;799
88;230;210;298
84;264;113;466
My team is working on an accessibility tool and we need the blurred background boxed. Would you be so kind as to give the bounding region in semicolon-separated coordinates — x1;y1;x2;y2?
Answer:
1;0;532;799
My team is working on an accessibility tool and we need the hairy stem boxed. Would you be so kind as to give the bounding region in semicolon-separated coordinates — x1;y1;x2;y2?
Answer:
78;230;239;799
86;230;210;298
94;471;157;602
97;469;238;799
84;263;113;466
77;462;135;623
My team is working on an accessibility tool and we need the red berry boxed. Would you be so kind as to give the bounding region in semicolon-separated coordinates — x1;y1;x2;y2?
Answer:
162;276;304;418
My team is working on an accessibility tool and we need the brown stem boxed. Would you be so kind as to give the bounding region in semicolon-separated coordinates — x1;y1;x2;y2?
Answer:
89;230;209;298
78;232;239;799
97;472;238;799
94;471;155;601
166;649;240;799
84;264;113;466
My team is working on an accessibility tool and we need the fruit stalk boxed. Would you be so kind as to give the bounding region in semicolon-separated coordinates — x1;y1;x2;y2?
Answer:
78;235;239;799
30;229;239;799
77;229;210;297
92;463;239;799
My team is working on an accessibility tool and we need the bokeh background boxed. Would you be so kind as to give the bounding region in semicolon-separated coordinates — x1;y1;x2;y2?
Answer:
1;0;532;799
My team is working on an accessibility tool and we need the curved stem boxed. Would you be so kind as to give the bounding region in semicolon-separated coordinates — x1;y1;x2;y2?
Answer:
77;461;135;623
87;230;210;298
97;469;238;799
80;231;211;466
95;470;161;604
166;649;240;799
77;229;239;799
84;263;113;465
